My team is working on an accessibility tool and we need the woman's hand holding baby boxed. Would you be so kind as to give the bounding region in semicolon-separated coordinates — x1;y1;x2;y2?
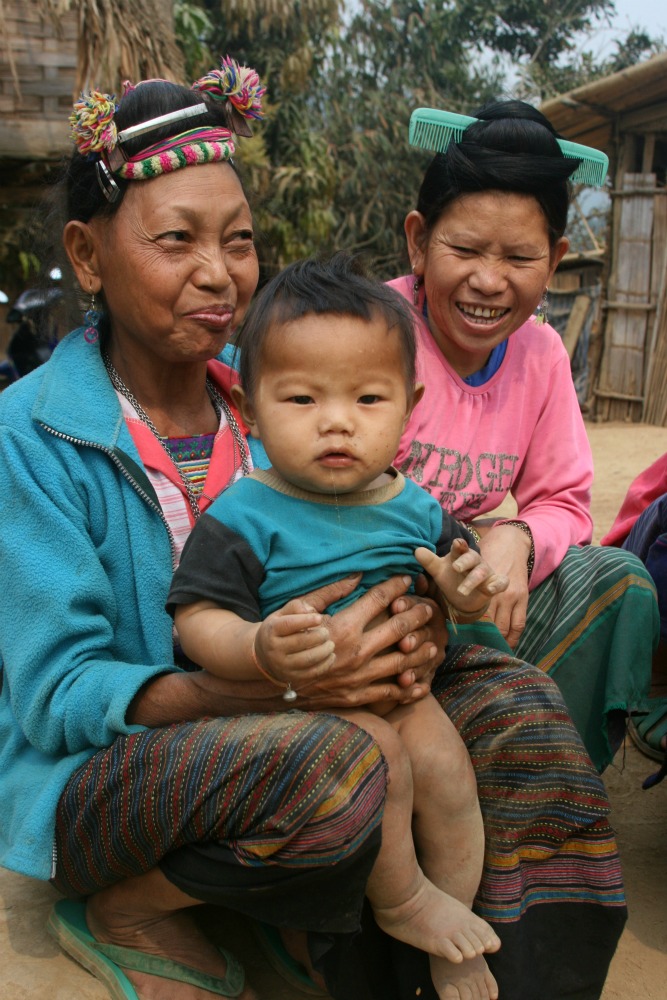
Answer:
174;576;445;708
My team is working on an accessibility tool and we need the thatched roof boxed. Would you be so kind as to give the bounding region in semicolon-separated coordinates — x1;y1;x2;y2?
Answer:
541;52;667;152
37;0;185;93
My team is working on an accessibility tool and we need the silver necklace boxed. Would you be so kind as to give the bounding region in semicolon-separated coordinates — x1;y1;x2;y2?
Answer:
103;352;250;519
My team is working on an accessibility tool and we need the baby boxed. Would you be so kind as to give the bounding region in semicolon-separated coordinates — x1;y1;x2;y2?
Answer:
169;253;506;999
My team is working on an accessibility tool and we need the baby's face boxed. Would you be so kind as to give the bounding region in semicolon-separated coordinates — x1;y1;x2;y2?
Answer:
245;312;421;494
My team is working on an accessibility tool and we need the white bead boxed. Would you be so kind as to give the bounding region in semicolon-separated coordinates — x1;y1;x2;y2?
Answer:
283;686;297;703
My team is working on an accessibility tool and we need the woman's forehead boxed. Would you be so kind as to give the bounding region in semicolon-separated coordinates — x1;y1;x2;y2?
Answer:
116;163;249;221
432;191;550;241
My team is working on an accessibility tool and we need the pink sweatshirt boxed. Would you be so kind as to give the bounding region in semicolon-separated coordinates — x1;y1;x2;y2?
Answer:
390;275;593;588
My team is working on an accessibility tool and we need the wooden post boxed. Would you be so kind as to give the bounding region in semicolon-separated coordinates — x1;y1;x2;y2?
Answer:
562;295;592;359
595;173;655;422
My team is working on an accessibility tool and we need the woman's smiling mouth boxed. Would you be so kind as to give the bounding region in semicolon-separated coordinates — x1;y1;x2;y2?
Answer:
457;302;510;324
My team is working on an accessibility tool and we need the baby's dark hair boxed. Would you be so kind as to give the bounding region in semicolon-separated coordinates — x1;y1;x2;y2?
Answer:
235;252;417;398
416;100;577;246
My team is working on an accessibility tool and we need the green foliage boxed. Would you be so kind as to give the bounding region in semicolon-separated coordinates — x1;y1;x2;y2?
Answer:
174;1;215;78
515;25;664;98
321;0;504;273
177;0;662;277
603;29;664;74
457;0;615;68
0;203;50;305
19;250;40;282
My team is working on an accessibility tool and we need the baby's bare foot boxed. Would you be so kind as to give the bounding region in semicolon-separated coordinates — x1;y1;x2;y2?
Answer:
372;875;501;964
430;952;499;999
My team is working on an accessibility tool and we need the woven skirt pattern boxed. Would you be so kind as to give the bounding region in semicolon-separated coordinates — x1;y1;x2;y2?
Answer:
516;545;658;769
432;644;625;924
53;711;386;898
450;545;658;770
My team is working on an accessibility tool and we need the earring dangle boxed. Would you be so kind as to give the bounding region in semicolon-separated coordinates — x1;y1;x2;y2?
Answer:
83;293;101;343
535;289;549;326
412;270;423;307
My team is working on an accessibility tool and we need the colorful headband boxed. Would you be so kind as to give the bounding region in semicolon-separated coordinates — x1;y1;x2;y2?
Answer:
115;127;236;180
408;108;608;187
69;56;266;202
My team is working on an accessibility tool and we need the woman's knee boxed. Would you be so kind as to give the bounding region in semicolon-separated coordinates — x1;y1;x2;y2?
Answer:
204;712;388;866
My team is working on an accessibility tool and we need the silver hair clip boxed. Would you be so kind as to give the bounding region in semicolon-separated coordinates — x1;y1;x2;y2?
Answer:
117;103;208;143
96;160;121;203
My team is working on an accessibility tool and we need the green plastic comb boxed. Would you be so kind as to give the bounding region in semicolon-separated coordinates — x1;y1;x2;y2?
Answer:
408;108;609;187
556;138;609;186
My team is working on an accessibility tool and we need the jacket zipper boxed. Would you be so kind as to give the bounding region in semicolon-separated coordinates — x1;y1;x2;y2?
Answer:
42;426;177;883
39;425;178;568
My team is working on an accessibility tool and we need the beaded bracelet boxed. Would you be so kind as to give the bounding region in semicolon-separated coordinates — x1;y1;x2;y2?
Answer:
497;519;535;579
250;632;297;703
463;523;482;545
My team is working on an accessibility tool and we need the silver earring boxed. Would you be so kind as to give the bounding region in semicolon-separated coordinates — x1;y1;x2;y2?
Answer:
413;275;422;307
535;288;549;325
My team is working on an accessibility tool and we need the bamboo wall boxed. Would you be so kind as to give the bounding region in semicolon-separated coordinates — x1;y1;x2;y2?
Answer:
593;174;667;424
0;1;77;160
642;189;667;425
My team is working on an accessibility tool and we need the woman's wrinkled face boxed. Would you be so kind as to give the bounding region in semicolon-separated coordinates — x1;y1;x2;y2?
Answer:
90;163;259;365
406;191;568;377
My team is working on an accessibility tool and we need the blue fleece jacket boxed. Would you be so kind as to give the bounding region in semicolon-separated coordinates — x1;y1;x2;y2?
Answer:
0;330;180;879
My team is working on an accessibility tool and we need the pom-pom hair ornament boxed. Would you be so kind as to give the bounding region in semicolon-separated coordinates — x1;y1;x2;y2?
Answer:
69;91;118;156
192;56;266;121
68;57;266;202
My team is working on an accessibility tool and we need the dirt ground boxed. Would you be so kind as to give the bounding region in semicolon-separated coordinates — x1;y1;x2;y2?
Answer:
1;420;666;999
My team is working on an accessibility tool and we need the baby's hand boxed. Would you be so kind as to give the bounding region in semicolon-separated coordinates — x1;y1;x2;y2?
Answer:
254;600;335;689
415;539;508;616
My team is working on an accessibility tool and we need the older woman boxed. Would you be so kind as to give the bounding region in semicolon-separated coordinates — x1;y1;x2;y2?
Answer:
0;63;444;1000
393;100;660;773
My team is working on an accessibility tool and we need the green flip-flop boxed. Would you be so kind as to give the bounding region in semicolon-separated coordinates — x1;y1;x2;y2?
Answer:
629;701;667;762
629;700;667;789
47;898;246;998
252;920;329;996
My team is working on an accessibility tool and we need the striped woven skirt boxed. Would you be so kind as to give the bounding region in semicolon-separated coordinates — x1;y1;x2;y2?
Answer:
53;647;627;1000
440;647;626;1000
336;646;627;1000
452;544;659;771
53;711;385;933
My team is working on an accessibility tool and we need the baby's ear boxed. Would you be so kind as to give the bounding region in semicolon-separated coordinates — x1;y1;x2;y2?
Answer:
405;382;425;423
230;384;260;438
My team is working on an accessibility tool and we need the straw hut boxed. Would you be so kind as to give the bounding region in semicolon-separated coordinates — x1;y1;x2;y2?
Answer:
542;53;667;425
0;0;183;350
